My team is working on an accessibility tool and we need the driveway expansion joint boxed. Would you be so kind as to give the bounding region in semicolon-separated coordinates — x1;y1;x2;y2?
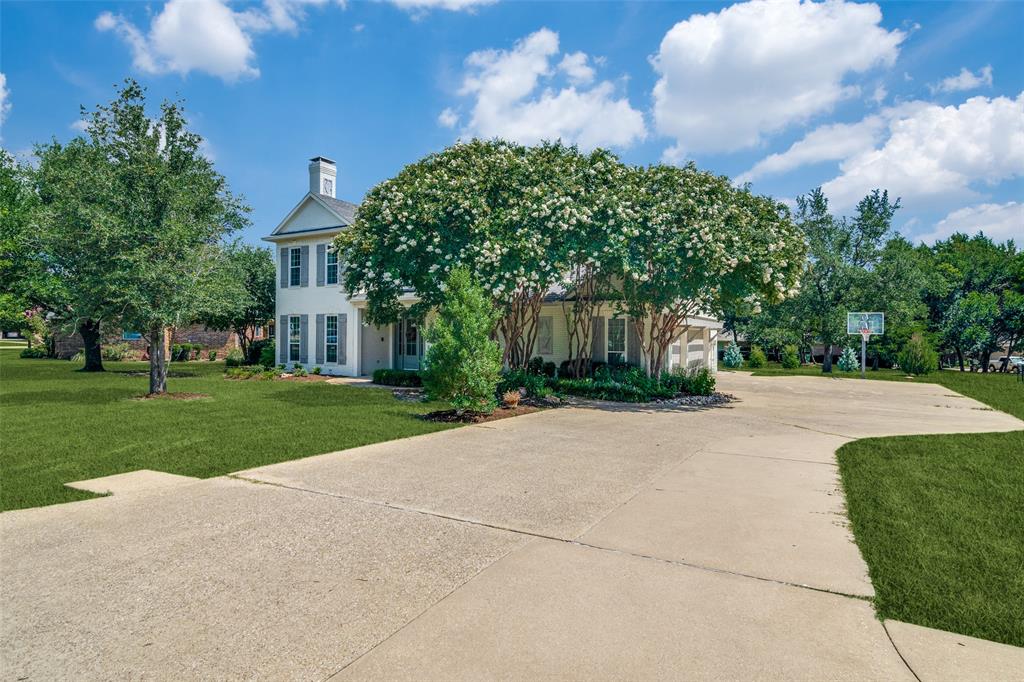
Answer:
228;472;875;603
883;620;924;682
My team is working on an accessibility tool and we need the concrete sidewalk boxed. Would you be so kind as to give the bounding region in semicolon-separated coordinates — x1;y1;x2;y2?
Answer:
2;373;1022;680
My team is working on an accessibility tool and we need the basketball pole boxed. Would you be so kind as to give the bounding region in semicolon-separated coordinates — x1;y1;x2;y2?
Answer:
861;333;866;379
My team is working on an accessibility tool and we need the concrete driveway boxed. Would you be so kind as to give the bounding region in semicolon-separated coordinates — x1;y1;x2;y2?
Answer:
2;373;1022;680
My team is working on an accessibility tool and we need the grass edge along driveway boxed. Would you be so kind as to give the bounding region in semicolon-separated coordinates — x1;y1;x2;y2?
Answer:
730;364;1024;648
0;352;456;512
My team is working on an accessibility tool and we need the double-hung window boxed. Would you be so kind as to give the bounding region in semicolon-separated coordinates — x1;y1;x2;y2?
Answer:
325;315;339;364
289;248;301;287
326;248;339;285
288;316;301;362
607;317;626;365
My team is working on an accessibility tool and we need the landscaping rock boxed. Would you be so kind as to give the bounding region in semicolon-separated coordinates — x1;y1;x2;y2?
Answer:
652;392;736;407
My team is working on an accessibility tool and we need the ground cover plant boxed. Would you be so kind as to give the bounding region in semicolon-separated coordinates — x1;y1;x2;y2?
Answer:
0;352;455;511
727;361;1023;646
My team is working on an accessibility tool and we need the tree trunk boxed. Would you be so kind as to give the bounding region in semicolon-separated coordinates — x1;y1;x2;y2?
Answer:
822;344;833;373
78;319;104;372
955;347;964;371
149;325;168;395
980;350;992;373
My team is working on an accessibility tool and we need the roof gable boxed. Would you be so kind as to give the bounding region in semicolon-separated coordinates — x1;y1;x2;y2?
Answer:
268;193;358;238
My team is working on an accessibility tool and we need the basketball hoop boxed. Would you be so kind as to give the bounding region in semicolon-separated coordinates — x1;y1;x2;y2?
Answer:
848;312;885;379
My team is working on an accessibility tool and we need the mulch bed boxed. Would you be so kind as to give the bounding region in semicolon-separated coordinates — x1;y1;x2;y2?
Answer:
132;392;210;401
279;374;332;382
423;404;544;423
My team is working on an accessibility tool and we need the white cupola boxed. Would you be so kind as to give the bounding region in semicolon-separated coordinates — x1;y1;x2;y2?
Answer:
308;156;337;197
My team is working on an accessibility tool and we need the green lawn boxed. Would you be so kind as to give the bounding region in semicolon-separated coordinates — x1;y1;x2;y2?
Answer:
730;362;1024;646
0;352;455;512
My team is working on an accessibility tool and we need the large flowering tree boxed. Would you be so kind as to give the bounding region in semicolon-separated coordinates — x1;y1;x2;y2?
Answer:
338;139;565;368
618;164;805;376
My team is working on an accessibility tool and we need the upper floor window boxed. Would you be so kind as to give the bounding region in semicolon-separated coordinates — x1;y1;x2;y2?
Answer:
289;247;301;287
607;317;626;365
326;248;339;285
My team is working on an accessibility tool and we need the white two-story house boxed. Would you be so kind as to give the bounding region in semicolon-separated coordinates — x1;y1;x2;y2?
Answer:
265;156;721;377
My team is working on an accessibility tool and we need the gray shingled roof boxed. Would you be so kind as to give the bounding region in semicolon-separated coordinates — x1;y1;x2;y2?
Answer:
316;193;358;225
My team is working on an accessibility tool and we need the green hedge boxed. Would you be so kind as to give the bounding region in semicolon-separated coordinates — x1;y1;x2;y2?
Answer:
373;368;423;387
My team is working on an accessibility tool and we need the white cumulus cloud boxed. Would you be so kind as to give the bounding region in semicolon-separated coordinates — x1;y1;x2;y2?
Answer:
448;28;645;150
386;0;496;12
821;92;1024;209
914;202;1023;245
652;0;904;157
930;65;993;94
0;73;11;134
737;116;887;184
437;107;459;128
96;0;344;82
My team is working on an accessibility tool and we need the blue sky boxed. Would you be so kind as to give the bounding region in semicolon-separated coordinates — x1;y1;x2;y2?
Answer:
2;0;1021;246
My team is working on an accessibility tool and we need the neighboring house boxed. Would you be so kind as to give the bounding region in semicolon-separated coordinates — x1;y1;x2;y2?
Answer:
52;324;250;360
265;156;722;377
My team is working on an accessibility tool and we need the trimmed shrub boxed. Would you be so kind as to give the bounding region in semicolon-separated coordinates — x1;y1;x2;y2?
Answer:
747;345;767;368
678;366;715;396
312;366;322;375
248;338;273;366
552;378;651;402
722;343;743;369
898;335;939;375
781;344;800;369
224;348;245;367
19;347;47;359
838;346;860;372
102;343;132;361
526;356;545;375
292;363;307;377
207;350;218;361
497;369;547;398
258;340;276;369
422;269;502;414
225;366;278;380
542;361;557;377
558;358;606;378
373;368;423;387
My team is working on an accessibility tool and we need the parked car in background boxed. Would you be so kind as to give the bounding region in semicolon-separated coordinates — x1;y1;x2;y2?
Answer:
990;356;1024;372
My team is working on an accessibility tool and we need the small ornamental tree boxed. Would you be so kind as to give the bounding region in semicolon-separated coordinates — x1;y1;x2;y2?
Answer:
619;164;805;376
722;343;743;368
781;344;800;369
838;346;860;372
422;268;502;414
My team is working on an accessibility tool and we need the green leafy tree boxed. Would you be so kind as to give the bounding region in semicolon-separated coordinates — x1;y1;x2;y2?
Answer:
33;133;130;370
422;268;502;414
77;80;249;394
786;188;905;372
201;243;275;363
619;164;805;376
